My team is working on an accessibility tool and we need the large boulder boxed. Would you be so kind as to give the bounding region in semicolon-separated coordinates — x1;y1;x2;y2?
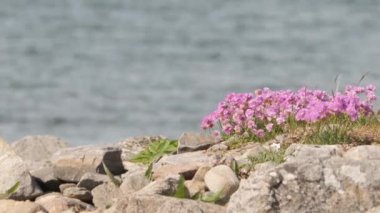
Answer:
11;135;69;171
51;145;125;182
0;138;43;200
228;144;380;213
105;194;226;213
0;199;47;213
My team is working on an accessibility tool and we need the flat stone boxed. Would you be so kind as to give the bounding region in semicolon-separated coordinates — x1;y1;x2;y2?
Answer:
77;173;109;191
51;145;125;182
35;193;94;213
204;165;239;199
155;151;216;169
62;186;92;203
105;194;226;213
0;199;47;213
0;138;43;200
177;132;216;153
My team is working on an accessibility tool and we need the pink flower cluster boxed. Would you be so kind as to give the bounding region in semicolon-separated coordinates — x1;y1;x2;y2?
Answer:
201;85;377;138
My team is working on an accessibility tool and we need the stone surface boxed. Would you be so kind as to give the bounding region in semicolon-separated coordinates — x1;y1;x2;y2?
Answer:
285;143;344;161
185;180;206;198
0;138;43;200
11;135;69;171
153;163;200;180
136;175;180;196
91;182;122;209
77;173;109;191
343;145;380;161
0;199;47;213
228;144;380;213
177;132;216;153
155;151;216;169
225;143;266;165
51;145;125;182
105;194;226;213
31;166;61;191
192;166;211;182
62;186;92;203
35;193;95;213
120;169;150;194
204;165;239;199
60;183;77;192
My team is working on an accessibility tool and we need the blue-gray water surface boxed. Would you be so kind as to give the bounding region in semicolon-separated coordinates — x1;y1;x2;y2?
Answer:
1;0;380;145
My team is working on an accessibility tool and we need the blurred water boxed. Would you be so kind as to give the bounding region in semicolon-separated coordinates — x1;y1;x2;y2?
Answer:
0;0;379;145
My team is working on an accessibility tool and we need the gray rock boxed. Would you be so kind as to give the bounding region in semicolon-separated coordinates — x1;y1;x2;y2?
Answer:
0;200;47;213
285;143;343;161
31;166;61;191
59;183;76;193
228;144;380;213
62;186;92;203
35;192;94;213
0;139;43;200
136;175;180;196
51;145;125;182
204;165;239;199
11;135;69;171
185;180;206;198
344;145;380;161
105;194;226;213
91;182;122;209
153;163;200;180
120;169;150;194
77;173;109;191
192;166;211;182
177;132;216;153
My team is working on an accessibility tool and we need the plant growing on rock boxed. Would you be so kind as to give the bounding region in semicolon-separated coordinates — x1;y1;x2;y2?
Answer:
201;84;377;145
0;181;20;199
132;139;178;165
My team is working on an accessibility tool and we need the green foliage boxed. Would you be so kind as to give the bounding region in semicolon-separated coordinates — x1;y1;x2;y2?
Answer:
198;190;223;203
248;149;286;169
144;162;154;180
230;159;240;177
172;176;187;199
102;161;122;187
0;181;20;199
132;139;178;164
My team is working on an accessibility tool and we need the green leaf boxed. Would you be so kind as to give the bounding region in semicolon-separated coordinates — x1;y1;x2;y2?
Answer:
0;181;20;199
172;176;187;199
200;190;223;203
132;139;178;165
145;162;154;180
102;162;122;187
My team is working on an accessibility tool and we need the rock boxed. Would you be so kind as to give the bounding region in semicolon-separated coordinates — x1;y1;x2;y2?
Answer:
177;132;216;153
220;143;265;165
59;183;77;192
155;151;216;169
31;166;61;191
11;135;69;171
120;169;150;194
35;193;95;213
0;199;47;213
185;180;206;198
62;186;92;203
117;136;166;161
367;205;380;213
285;143;343;161
51;145;125;182
136;175;180;196
91;182;122;209
204;165;239;199
153;163;200;180
343;145;380;161
77;173;109;191
228;144;380;213
0;138;43;200
207;143;229;152
105;194;226;213
193;166;211;181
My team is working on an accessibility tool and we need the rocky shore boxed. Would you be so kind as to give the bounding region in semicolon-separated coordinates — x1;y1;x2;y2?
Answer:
1;134;380;213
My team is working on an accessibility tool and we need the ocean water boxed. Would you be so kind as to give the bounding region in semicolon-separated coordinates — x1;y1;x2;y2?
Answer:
0;0;379;145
